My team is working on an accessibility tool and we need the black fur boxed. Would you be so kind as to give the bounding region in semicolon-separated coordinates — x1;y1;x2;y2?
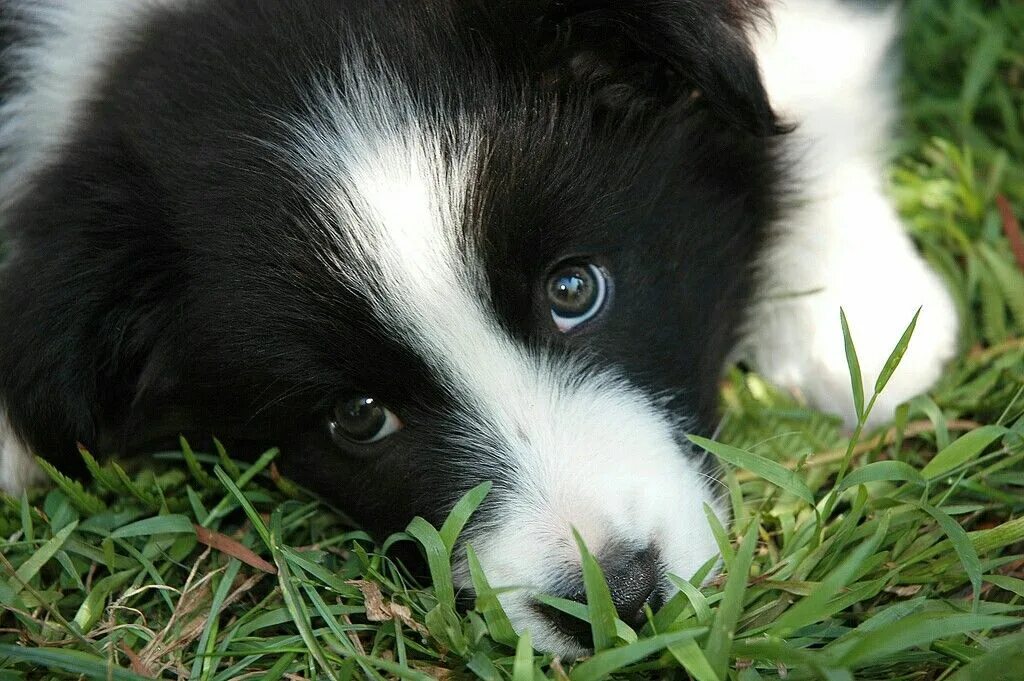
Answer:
0;0;781;538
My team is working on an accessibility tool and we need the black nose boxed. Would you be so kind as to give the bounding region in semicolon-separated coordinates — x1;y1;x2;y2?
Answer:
537;547;663;645
604;547;662;627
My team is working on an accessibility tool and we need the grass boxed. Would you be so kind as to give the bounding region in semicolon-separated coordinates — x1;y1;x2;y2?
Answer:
2;0;1024;678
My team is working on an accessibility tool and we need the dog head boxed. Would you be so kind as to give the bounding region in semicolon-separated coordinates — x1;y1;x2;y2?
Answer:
0;0;779;655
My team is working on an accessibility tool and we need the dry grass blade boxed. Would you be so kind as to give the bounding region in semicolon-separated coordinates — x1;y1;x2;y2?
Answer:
193;524;277;574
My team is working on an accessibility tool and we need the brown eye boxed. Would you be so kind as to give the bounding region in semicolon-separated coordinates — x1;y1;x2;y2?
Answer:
329;396;402;445
546;261;609;332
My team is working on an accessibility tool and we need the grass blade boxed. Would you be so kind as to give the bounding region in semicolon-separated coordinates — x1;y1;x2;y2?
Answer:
465;544;518;647
705;518;759;678
689;435;814;504
922;425;1007;479
874;308;921;395
33;458;105;514
573;528;618;652
190;558;243;681
273;545;340;681
837;461;926;491
439;482;491;554
571;629;705;681
533;595;637;643
666;574;712;626
10;521;78;594
406;517;455;610
918;502;982;610
110;514;195;538
212;465;272;549
984;574;1024;598
771;516;888;637
667;638;720;681
0;645;151;681
73;570;135;633
512;629;534;681
949;631;1024;681
840;308;865;420
960;25;1005;121
180;436;218;488
838;613;1020;667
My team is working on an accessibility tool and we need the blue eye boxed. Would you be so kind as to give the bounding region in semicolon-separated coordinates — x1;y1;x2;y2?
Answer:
547;262;609;332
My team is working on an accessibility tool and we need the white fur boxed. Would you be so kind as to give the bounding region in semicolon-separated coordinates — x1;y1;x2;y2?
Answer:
745;0;959;427
0;410;43;494
0;0;961;656
0;0;182;213
285;68;724;656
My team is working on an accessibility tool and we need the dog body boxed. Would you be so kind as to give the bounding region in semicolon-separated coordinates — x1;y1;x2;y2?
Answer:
0;0;957;655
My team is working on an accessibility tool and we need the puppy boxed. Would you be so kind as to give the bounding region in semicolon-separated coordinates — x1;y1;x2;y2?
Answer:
0;0;957;656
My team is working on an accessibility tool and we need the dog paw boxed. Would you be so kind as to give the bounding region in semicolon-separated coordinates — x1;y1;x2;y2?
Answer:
1;411;43;494
746;196;960;428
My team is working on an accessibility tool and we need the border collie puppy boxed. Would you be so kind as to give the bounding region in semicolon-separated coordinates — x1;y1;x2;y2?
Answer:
0;0;957;656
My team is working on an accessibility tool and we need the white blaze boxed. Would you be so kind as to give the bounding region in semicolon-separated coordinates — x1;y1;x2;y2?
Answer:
286;69;723;655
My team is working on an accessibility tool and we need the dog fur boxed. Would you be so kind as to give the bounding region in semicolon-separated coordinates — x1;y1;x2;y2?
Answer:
0;0;957;656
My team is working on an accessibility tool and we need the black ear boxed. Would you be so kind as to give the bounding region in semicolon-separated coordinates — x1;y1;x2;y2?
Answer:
0;131;187;464
121;335;199;449
534;0;779;135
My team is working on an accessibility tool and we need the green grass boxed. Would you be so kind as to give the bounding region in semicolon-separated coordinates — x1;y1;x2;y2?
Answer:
3;0;1024;678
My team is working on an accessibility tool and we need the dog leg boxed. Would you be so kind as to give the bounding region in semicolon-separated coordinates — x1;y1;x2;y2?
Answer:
744;0;959;427
1;409;43;494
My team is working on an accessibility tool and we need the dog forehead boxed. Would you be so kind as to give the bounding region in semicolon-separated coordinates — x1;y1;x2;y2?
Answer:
282;70;514;388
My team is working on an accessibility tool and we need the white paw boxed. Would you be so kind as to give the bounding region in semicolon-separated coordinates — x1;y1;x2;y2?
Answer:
0;410;44;495
746;189;960;428
744;0;960;427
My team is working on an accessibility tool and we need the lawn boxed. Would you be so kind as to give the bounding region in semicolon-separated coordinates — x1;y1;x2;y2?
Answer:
2;0;1023;678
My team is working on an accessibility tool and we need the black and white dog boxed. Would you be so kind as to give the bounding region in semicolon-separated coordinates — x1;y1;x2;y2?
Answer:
0;0;957;656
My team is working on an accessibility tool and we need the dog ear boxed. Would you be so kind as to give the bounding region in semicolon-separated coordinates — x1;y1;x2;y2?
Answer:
0;136;190;464
0;254;100;472
532;0;779;134
121;336;200;449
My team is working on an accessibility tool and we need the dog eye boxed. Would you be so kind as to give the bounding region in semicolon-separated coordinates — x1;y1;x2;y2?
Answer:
546;261;609;332
329;396;402;445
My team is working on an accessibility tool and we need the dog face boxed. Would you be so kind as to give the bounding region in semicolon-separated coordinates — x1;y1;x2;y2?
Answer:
0;0;779;655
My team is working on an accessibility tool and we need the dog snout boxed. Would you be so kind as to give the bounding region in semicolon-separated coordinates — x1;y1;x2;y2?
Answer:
538;546;663;646
605;547;663;627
